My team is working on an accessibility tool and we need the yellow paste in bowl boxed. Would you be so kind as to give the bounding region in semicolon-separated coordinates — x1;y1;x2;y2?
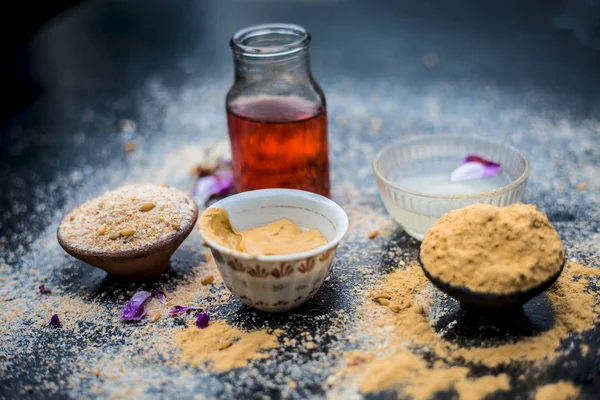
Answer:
198;207;328;256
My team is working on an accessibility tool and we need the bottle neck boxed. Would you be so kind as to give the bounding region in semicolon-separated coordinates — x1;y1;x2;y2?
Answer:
233;49;312;85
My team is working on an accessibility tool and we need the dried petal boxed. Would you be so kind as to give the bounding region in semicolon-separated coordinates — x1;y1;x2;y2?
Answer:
48;314;61;328
192;141;232;178
152;289;166;305
195;312;210;328
39;285;52;294
451;154;501;182
120;291;152;321
168;306;197;316
192;169;234;206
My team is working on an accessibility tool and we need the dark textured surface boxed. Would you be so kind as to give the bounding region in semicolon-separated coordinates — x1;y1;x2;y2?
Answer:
1;0;599;399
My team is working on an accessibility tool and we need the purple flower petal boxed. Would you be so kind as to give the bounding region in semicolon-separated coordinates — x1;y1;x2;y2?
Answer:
192;169;234;206
48;314;61;328
120;291;152;321
451;154;501;182
463;154;501;168
39;284;52;294
195;312;210;329
168;306;197;316
152;289;166;305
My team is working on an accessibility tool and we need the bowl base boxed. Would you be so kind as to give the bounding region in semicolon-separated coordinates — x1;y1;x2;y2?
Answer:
404;229;425;241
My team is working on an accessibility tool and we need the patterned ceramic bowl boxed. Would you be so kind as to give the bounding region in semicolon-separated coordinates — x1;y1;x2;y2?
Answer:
199;189;348;312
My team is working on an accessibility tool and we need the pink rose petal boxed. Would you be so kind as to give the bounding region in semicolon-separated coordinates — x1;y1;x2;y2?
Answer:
451;154;501;182
152;289;166;305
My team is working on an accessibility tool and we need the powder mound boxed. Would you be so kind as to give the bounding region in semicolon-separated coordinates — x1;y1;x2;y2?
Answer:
421;203;564;295
58;184;197;253
175;320;279;372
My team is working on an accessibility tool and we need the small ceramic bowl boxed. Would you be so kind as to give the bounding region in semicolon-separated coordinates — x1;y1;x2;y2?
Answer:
199;189;348;312
373;135;530;241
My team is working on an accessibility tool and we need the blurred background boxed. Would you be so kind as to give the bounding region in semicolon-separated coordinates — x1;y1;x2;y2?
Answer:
2;0;600;126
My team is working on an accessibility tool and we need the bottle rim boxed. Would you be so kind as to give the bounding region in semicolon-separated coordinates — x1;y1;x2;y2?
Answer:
230;23;310;58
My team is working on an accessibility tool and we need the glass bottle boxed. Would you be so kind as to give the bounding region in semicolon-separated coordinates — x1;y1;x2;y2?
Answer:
226;23;330;198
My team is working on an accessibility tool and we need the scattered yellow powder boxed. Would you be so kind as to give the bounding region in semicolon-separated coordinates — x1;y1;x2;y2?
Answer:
150;311;161;322
564;262;600;286
581;344;589;356
368;230;379;239
339;261;599;397
123;141;136;153
534;381;580;400
355;349;510;400
421;203;564;294
454;374;511;400
451;262;598;366
142;249;226;319
200;275;214;285
175;320;279;372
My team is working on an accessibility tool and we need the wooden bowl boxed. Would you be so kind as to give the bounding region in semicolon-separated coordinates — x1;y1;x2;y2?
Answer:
57;196;198;280
418;256;564;309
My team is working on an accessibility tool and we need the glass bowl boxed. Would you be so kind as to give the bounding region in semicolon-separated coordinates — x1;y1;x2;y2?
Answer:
372;135;530;241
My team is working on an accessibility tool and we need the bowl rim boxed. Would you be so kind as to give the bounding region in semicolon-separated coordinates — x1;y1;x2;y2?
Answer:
57;187;199;260
372;134;530;200
199;189;349;262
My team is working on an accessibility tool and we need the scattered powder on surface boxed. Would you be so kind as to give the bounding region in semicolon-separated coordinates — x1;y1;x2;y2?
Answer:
175;320;280;372
332;181;393;241
335;261;598;397
1;80;599;399
449;262;597;366
564;262;600;279
534;381;580;400
454;375;511;400
0;293;107;336
58;184;197;253
354;349;510;400
421;203;565;294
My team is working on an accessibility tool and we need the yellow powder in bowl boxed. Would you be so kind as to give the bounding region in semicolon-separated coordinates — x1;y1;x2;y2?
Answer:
421;203;564;294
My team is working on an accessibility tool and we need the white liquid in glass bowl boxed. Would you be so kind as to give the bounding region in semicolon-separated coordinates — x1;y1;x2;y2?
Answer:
373;135;530;241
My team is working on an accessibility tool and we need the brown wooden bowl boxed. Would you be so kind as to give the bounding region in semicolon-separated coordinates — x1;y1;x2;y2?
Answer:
57;202;198;280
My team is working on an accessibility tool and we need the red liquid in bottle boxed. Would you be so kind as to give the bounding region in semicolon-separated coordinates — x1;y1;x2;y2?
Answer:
227;96;330;197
